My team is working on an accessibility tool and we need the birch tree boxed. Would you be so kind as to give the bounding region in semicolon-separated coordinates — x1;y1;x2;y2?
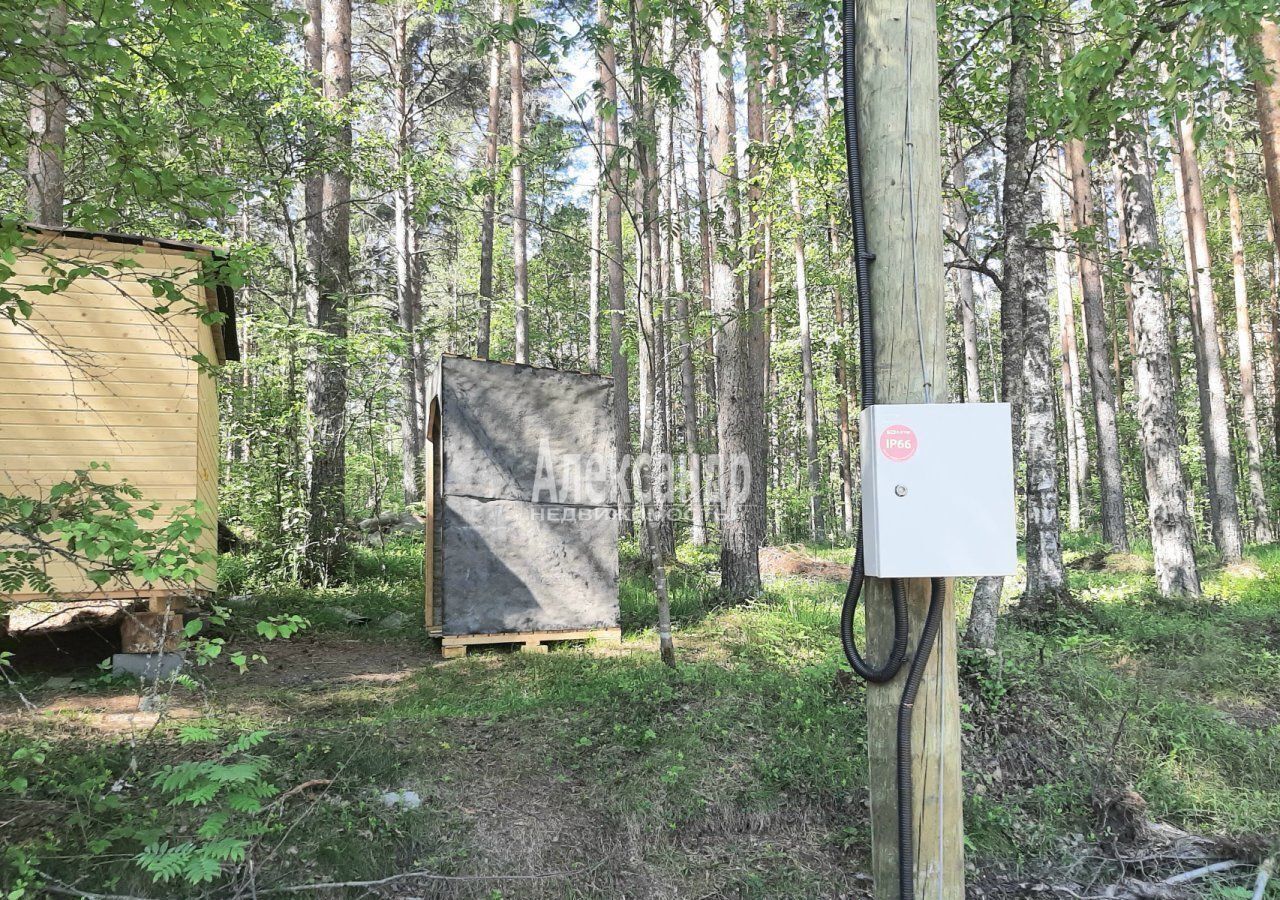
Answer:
25;1;66;225
1115;121;1201;596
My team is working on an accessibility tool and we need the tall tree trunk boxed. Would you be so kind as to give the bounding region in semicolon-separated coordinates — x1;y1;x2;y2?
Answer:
475;0;503;359
509;0;529;364
1022;176;1068;601
26;0;66;225
832;245;857;536
689;44;718;411
392;1;422;505
744;15;769;547
637;9;673;558
1115;123;1201;596
1175;109;1244;562
1110;160;1141;395
1064;137;1129;552
967;12;1031;648
598;0;632;537
1044;160;1082;531
948;141;982;403
1169;137;1218;525
1253;20;1280;456
1269;225;1280;459
967;8;1039;647
305;0;352;582
827;73;856;535
1225;141;1273;543
302;0;324;547
705;0;759;596
782;46;824;543
588;122;602;373
1055;151;1090;497
673;134;708;546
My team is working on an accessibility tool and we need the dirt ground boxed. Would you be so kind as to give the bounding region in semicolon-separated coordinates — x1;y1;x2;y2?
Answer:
758;546;850;581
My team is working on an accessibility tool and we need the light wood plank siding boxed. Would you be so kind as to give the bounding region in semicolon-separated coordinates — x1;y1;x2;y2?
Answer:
1;235;225;599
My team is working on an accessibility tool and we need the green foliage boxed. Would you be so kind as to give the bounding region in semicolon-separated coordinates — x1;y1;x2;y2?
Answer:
0;466;211;595
5;539;1280;895
137;730;278;885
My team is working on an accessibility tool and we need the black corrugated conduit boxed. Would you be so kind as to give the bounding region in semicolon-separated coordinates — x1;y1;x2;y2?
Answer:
838;0;947;896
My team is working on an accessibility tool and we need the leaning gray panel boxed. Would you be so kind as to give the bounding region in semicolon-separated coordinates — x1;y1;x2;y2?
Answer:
440;357;617;505
440;495;620;635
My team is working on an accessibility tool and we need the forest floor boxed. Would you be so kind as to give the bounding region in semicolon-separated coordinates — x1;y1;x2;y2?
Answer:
2;536;1279;898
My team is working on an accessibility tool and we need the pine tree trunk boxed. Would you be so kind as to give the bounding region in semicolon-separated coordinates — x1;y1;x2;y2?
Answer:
673;136;708;546
640;10;673;558
1225;141;1273;543
1022;176;1067;601
1044;160;1082;531
744;19;769;548
828;200;857;536
598;0;633;537
832;275;856;536
392;1;422;505
1269;225;1280;459
948;137;983;402
782;48;824;543
1056;157;1091;495
1110;160;1141;397
705;0;759;596
1175;110;1244;562
968;16;1031;647
689;44;717;412
1169;138;1218;524
588;127;602;374
1115;123;1202;596
1065;137;1129;552
1253;20;1280;456
305;0;352;582
475;0;503;359
509;0;529;364
26;0;66;226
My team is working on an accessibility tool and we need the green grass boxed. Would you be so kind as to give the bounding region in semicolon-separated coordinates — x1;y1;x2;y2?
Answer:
2;536;1278;897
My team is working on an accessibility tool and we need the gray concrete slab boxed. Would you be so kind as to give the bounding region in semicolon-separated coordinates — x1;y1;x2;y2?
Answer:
112;652;185;680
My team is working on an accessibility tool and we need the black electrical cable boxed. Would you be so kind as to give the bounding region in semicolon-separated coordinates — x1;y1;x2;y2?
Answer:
838;0;948;896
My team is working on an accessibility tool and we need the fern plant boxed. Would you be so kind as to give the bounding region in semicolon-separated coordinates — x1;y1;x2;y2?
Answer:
136;728;279;885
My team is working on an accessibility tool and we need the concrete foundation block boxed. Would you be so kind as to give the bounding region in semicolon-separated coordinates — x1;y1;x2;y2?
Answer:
112;652;185;680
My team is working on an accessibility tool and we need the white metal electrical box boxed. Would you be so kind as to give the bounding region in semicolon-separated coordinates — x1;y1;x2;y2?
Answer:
860;403;1016;578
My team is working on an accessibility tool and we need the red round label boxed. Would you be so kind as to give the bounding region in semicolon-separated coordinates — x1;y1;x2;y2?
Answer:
879;424;917;461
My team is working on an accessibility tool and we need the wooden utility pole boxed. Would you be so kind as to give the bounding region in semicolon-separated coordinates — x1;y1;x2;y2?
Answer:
855;0;963;892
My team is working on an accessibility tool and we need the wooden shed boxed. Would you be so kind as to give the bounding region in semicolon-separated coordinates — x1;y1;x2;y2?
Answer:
0;226;238;640
424;356;621;658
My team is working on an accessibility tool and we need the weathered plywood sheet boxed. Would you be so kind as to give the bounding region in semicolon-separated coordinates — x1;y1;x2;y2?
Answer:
440;495;619;635
433;357;620;637
439;358;616;506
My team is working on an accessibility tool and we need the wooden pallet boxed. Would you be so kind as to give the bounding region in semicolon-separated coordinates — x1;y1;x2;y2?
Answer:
439;627;621;659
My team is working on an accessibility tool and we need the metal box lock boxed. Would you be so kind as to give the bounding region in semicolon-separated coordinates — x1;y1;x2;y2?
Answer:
860;403;1017;578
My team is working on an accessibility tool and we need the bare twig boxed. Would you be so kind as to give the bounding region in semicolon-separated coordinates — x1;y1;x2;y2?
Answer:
263;865;591;893
1253;851;1276;900
1162;859;1245;885
274;778;334;804
37;873;156;900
